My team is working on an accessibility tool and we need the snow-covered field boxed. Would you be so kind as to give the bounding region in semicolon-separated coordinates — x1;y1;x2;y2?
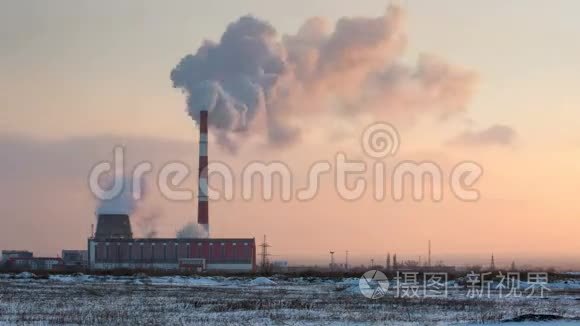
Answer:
0;273;579;325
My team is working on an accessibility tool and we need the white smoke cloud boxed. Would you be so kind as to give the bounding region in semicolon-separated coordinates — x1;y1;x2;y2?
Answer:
171;16;285;151
171;5;477;151
134;207;161;239
95;175;161;238
176;222;209;239
449;124;517;147
95;176;139;216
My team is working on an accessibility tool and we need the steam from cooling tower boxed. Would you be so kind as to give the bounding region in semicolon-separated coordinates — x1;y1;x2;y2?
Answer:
171;5;477;151
95;176;139;216
95;175;161;238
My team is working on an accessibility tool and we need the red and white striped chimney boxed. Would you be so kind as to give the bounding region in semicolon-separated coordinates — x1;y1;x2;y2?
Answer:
197;109;209;232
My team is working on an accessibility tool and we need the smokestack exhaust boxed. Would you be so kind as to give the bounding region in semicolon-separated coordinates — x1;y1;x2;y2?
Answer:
197;109;209;232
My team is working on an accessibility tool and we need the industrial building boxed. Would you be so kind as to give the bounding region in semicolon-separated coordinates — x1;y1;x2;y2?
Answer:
88;230;255;272
87;107;256;272
1;251;63;271
1;250;33;262
61;250;88;268
3;257;63;271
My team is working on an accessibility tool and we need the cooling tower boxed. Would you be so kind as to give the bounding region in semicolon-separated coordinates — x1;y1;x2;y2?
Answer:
94;214;133;239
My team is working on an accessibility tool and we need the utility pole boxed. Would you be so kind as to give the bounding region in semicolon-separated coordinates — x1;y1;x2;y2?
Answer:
345;250;349;271
260;235;271;272
329;251;335;271
428;240;432;267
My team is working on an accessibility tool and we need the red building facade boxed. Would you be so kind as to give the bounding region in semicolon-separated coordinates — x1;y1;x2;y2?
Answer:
88;238;256;272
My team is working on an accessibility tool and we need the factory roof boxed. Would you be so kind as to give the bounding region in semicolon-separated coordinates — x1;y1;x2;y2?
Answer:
90;238;255;242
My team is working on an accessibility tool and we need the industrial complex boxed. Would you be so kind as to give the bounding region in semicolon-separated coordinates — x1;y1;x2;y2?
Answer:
87;213;256;272
0;109;457;274
87;107;257;272
1;107;257;273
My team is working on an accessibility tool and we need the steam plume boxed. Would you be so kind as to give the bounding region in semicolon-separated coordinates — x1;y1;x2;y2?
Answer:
95;176;139;215
171;5;477;150
134;208;161;239
176;222;209;239
449;124;517;147
95;175;159;238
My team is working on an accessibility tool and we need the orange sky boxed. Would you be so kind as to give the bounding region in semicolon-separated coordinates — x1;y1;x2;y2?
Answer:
0;1;579;269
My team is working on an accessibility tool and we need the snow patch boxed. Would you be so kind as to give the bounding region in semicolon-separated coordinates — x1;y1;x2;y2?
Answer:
249;277;276;286
16;272;36;279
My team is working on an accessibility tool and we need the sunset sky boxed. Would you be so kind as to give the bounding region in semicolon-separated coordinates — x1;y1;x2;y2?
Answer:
1;0;579;269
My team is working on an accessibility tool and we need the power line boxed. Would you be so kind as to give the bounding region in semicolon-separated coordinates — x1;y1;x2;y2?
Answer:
260;235;271;272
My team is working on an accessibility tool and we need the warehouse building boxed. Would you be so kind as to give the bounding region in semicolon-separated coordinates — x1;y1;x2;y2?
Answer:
3;257;63;271
1;250;33;262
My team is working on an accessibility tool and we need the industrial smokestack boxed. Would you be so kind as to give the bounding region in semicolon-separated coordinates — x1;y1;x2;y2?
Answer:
197;108;209;233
